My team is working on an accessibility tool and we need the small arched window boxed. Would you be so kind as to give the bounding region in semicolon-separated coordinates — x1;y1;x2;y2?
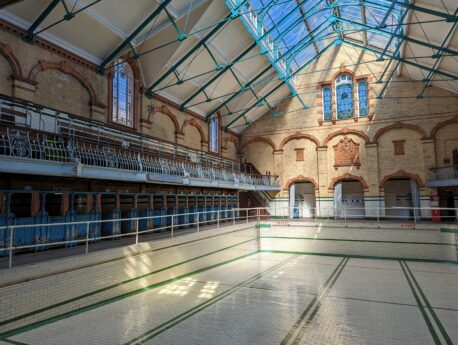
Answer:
335;73;354;119
112;59;134;127
209;116;219;153
357;80;368;117
322;86;332;121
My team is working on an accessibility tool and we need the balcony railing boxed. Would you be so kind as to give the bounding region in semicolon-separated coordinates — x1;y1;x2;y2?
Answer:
428;166;458;184
0;95;279;187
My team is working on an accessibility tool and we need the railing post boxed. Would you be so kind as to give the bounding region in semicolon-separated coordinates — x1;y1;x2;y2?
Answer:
257;208;260;223
232;209;235;226
246;210;249;223
85;222;89;254
135;218;139;244
344;206;347;222
171;215;174;237
377;207;379;223
217;210;220;229
8;226;14;269
197;212;200;232
413;208;417;225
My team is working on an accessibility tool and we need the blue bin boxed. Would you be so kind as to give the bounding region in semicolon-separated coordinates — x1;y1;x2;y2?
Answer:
0;213;14;256
199;207;207;224
122;208;138;233
178;207;189;227
188;206;197;226
101;209;121;237
47;215;66;244
153;209;166;230
138;209;154;232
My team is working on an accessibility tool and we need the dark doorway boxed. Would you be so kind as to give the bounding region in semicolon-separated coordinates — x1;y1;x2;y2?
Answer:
438;188;456;222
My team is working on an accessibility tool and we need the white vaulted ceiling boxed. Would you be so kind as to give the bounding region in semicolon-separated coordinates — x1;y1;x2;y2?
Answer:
0;0;456;132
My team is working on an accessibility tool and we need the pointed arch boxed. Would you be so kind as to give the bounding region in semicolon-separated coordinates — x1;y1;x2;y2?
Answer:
328;173;369;192
323;127;370;146
279;132;320;149
146;105;180;134
284;175;318;191
430;116;458;139
379;170;425;189
181;118;207;143
28;60;104;107
0;41;21;77
240;136;277;152
373;122;428;143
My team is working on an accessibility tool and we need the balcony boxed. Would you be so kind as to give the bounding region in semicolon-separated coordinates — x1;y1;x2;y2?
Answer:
0;95;280;191
427;166;458;187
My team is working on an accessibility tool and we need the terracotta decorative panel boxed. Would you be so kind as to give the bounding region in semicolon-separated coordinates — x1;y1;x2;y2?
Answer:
333;136;360;167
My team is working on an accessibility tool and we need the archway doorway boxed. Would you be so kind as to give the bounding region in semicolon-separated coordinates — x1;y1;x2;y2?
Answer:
289;181;316;218
334;179;365;218
438;187;457;222
383;178;420;220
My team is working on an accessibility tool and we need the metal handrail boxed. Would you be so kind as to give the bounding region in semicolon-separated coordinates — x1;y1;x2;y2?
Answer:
2;206;457;269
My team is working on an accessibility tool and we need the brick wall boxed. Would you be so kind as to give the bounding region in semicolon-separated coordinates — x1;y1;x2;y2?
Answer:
240;44;458;200
0;24;240;161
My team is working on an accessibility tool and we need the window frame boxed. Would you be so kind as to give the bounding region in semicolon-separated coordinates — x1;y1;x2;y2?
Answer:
108;59;139;130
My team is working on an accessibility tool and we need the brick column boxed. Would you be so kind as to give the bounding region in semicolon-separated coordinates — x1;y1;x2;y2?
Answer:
176;133;184;146
273;149;284;194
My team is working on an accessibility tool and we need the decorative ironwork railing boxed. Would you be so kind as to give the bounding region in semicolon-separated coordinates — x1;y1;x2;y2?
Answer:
0;96;279;187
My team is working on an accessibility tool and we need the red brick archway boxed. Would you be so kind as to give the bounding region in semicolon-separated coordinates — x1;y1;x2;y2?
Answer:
284;176;318;191
328;173;369;192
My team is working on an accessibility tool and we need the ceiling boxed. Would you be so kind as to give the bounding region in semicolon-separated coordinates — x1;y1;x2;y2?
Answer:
0;0;456;132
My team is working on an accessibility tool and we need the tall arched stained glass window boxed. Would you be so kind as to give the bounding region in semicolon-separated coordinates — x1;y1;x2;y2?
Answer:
209;116;219;153
335;74;354;119
112;60;134;127
322;86;332;121
358;80;368;117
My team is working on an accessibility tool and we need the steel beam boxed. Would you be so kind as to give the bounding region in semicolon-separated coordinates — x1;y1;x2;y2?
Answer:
98;0;173;74
225;41;335;129
417;8;458;97
146;13;232;95
205;65;273;119
180;42;257;108
24;0;61;42
336;17;458;56
343;40;458;80
377;59;401;98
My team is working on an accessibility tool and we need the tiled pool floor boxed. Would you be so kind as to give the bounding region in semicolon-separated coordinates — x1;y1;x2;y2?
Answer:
3;252;458;345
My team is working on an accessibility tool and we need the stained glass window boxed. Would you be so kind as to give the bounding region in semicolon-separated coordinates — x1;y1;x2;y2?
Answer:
358;80;368;117
322;86;332;121
112;60;134;127
209;116;219;153
336;74;354;119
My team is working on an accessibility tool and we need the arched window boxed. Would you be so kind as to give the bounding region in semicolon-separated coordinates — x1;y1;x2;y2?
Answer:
357;80;368;117
209;116;219;153
335;73;354;119
322;86;332;121
112;59;134;127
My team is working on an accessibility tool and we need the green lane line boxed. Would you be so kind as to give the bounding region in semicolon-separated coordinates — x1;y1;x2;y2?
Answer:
259;250;458;264
0;249;262;340
124;254;300;345
1;339;29;345
404;261;453;345
399;261;441;345
290;257;349;345
280;257;347;345
0;238;255;329
261;236;456;246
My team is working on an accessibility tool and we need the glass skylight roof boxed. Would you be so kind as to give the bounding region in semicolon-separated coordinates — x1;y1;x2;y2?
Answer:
228;0;406;86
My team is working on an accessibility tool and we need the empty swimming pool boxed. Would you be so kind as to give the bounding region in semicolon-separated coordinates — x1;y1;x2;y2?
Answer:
0;222;457;345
